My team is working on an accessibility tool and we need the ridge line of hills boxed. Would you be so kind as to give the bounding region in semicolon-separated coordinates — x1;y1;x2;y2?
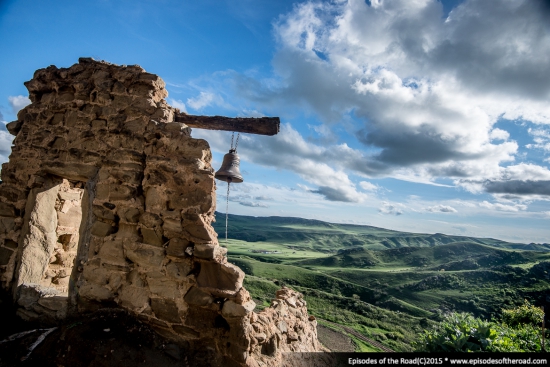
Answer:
214;212;550;252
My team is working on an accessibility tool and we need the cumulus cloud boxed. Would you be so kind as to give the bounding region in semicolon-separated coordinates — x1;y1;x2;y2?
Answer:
479;201;527;212
187;91;224;110
484;180;550;196
310;186;361;202
266;0;549;175
0;113;6;133
196;124;370;203
379;202;404;216
239;201;269;208
359;181;378;191
219;188;270;208
0;130;14;168
489;128;510;141
0;111;13;171
233;0;548;182
196;0;550;203
8;95;31;115
425;204;457;213
168;98;187;113
228;194;252;202
501;163;550;181
464;163;550;197
526;128;550;152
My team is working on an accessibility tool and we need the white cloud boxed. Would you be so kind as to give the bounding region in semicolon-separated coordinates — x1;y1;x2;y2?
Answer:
218;181;342;211
168;98;187;113
529;128;550;139
484;180;550;197
474;163;550;197
234;0;549;185
425;204;457;213
489;128;510;141
526;128;550;152
359;181;378;191
296;183;312;192
8;95;31;115
379;202;404;216
194;124;370;203
165;81;187;89
479;201;527;212
187;91;224;110
0;130;14;172
501;163;550;181
228;194;252;202
238;201;269;208
196;0;550;202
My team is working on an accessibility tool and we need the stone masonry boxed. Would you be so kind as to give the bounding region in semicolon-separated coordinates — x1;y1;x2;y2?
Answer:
0;58;324;366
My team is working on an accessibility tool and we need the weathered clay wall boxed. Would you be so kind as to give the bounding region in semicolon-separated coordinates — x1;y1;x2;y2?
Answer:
0;59;323;366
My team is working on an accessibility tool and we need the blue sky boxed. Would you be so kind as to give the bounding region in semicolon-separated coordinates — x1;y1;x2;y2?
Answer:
1;0;549;243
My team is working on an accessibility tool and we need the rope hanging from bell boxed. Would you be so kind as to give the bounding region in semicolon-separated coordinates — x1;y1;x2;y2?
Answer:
214;132;243;244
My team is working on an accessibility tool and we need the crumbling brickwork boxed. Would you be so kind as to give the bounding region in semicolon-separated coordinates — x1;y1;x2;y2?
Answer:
0;59;324;366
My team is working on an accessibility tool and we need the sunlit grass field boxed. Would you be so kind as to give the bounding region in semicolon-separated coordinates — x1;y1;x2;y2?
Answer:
215;213;550;352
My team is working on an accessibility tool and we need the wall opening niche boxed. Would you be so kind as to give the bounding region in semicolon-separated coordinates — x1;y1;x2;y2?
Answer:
40;179;84;294
14;176;90;322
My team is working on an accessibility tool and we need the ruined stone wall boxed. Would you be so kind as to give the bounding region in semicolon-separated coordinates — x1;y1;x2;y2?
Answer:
0;59;323;366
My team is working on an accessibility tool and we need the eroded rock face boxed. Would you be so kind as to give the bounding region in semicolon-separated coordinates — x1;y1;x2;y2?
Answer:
0;59;324;366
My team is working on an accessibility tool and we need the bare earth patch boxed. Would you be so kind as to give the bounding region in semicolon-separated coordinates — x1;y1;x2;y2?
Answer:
317;324;356;352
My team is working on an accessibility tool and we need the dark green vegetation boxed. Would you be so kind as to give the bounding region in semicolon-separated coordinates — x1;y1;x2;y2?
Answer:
214;213;550;352
416;302;546;352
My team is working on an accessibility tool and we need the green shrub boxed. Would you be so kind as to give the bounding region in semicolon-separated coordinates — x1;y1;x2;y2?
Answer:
501;299;544;328
415;312;543;352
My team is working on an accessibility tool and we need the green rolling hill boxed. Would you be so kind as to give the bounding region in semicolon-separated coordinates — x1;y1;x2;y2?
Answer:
213;212;550;352
214;212;550;251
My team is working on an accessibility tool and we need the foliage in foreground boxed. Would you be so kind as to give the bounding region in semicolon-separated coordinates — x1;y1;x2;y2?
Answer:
415;301;545;352
501;299;544;328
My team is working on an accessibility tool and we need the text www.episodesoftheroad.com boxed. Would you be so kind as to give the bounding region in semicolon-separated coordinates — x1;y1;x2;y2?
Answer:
348;357;548;366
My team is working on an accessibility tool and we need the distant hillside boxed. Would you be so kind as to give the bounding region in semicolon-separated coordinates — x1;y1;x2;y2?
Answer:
294;242;550;271
213;212;550;252
213;212;550;352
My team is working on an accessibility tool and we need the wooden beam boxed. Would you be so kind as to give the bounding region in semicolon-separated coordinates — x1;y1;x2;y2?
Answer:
175;113;280;136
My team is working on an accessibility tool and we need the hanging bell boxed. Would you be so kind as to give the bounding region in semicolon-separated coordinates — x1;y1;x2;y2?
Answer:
215;149;243;183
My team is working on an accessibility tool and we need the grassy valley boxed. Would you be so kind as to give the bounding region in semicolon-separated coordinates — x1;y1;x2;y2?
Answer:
213;213;550;352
